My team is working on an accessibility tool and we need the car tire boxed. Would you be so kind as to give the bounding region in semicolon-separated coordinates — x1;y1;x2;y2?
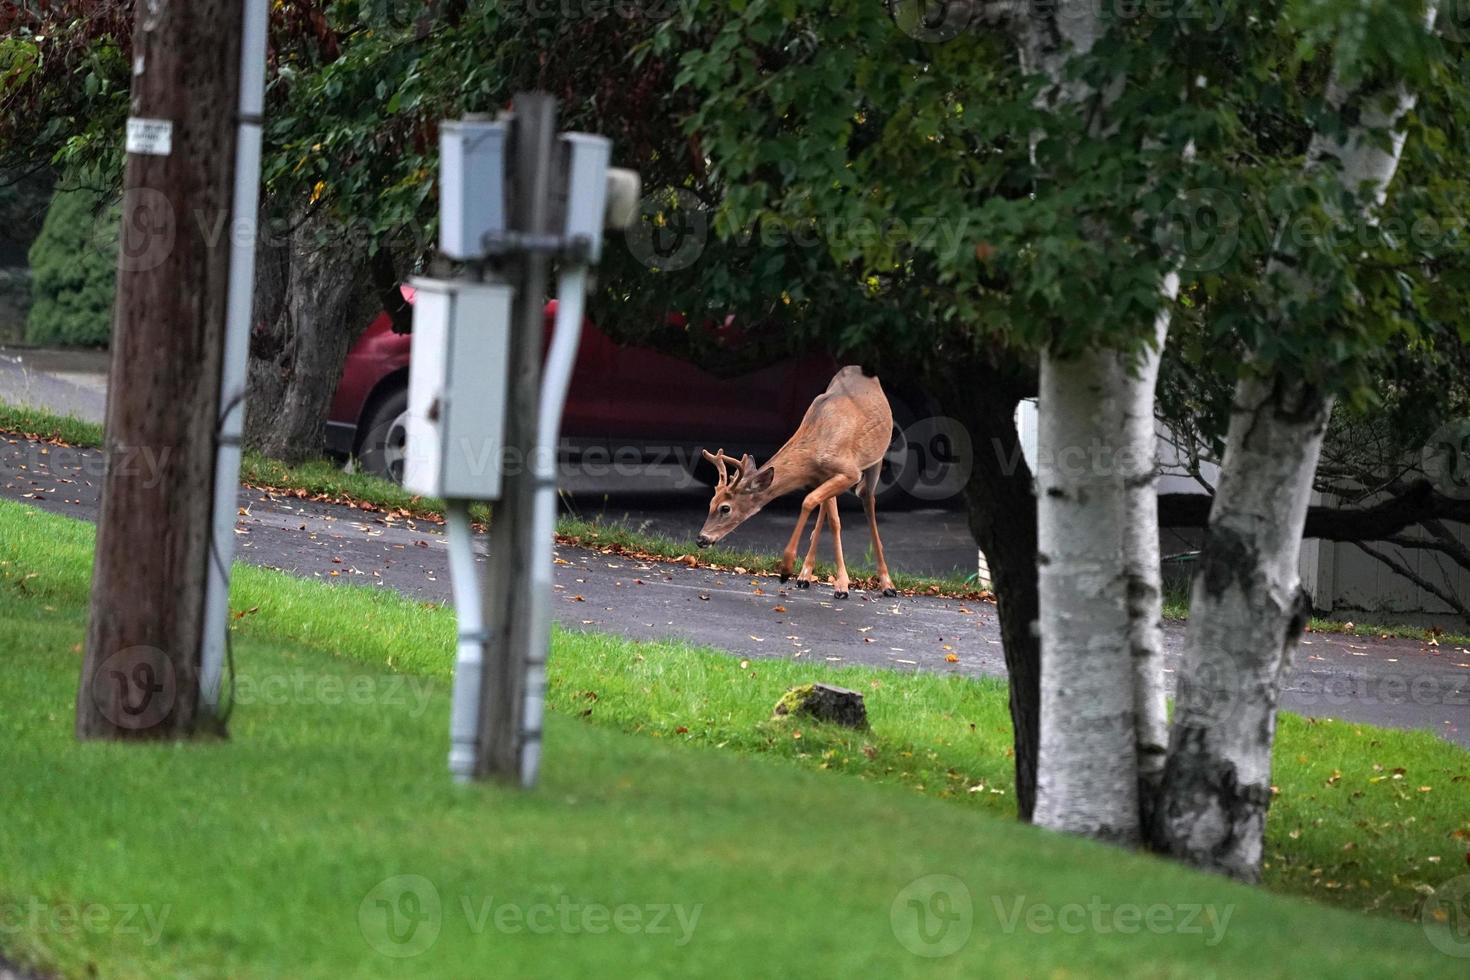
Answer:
357;386;410;484
872;393;919;509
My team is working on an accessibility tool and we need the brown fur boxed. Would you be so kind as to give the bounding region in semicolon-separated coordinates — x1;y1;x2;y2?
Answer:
696;366;897;598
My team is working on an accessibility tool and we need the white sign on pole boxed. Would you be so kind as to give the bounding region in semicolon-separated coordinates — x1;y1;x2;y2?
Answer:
125;118;174;156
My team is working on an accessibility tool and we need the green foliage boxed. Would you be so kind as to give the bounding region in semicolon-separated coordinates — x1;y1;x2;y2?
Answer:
6;1;1467;410
24;185;116;347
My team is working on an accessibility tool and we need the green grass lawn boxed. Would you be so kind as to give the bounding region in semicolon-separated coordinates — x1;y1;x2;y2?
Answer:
2;501;1469;977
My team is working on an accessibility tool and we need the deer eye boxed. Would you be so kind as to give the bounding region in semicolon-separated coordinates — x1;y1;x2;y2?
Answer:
719;503;732;515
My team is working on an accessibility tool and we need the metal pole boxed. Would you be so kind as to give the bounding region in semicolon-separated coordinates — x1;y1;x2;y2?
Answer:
445;501;486;781
200;0;269;713
476;93;560;780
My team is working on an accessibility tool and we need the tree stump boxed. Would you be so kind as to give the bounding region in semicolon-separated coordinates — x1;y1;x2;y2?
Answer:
772;683;868;729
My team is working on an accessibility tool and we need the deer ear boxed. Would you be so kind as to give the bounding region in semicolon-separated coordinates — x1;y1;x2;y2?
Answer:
748;466;774;492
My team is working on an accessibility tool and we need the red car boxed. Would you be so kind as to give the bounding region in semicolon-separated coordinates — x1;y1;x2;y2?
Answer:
326;288;922;499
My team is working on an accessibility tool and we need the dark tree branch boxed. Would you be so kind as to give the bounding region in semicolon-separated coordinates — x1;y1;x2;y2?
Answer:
1421;519;1470;571
1351;540;1470;623
1375;521;1470;591
1159;480;1470;541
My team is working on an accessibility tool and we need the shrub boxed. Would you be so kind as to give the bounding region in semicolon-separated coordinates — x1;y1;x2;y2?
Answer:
25;186;117;347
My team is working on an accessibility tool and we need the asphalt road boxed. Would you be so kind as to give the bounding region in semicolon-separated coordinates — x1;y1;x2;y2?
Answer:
2;433;1467;747
0;347;108;423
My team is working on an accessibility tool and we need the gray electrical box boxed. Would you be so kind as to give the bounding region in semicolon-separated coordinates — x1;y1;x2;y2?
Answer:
560;133;612;261
439;120;507;260
403;278;514;499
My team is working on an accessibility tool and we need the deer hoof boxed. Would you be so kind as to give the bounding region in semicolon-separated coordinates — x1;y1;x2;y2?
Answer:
834;590;849;600
796;579;811;589
882;588;897;598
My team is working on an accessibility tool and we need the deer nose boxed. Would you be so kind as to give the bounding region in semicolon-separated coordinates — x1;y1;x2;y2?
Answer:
696;535;712;548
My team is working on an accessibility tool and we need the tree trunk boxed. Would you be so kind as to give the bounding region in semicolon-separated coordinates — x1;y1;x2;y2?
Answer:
931;362;1042;821
1033;348;1140;843
77;0;242;738
1152;10;1432;877
1152;376;1327;879
243;207;378;462
1126;284;1175;828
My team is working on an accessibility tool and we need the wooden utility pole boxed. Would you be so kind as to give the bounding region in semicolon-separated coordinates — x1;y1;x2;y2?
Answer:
474;93;561;779
76;0;245;738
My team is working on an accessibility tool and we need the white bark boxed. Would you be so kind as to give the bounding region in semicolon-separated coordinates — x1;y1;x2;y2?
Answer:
1024;0;1185;842
1155;8;1433;878
1024;0;1180;843
1125;278;1176;823
1035;347;1140;843
1155;376;1329;879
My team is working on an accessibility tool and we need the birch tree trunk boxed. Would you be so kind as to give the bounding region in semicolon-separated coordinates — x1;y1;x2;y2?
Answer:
1023;0;1170;844
1125;290;1175;827
1152;376;1328;879
1034;347;1141;843
1153;11;1433;877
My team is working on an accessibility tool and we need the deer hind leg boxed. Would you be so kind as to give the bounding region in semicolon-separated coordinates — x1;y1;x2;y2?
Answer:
780;473;858;582
861;462;897;597
824;496;851;599
796;504;826;588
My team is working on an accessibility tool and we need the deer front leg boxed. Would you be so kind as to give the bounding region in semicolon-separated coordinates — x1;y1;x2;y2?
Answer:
796;503;826;588
780;473;857;582
824;497;850;599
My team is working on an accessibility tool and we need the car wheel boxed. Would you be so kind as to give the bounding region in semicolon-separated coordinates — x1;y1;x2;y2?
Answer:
358;386;410;484
872;393;918;508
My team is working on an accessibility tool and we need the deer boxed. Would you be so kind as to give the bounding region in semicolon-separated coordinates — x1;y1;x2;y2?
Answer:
696;365;897;599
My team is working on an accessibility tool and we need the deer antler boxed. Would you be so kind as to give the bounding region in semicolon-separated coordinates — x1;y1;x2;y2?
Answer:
702;448;746;488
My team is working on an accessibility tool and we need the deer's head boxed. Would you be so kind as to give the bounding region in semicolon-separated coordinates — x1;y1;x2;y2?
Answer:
697;448;775;547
